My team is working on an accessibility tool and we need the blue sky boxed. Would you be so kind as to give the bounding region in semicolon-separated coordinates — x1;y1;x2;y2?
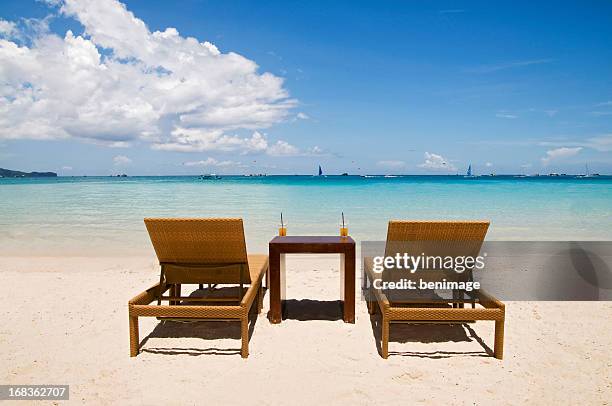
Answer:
0;0;611;175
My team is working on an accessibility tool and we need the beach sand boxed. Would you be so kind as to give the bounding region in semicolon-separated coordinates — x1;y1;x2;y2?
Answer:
1;255;611;405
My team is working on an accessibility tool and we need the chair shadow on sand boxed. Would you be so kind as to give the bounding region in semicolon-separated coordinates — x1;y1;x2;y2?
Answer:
369;313;494;358
281;299;344;321
139;287;263;356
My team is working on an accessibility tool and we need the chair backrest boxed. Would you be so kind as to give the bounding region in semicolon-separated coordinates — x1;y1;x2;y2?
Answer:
144;218;250;284
380;221;490;303
384;220;489;271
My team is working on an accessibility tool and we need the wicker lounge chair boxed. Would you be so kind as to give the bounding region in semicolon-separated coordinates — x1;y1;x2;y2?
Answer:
128;218;268;358
364;220;505;359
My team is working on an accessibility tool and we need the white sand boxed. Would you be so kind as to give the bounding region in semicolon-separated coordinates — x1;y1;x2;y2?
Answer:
1;255;611;405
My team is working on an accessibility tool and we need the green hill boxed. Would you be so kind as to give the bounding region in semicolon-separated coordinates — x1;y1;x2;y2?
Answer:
0;168;57;178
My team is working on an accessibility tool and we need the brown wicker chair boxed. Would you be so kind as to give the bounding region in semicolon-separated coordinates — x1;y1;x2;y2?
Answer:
364;220;505;359
128;218;268;358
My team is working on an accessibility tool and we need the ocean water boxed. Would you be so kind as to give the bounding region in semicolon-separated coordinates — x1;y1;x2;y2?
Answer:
1;175;611;256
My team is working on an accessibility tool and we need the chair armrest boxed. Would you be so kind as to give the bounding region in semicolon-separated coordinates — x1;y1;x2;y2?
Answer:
239;265;265;309
363;261;390;309
129;283;169;305
478;289;505;309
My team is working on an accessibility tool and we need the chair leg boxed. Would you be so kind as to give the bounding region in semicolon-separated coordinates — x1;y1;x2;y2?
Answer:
169;284;175;305
129;314;139;357
381;316;389;359
157;270;165;305
241;317;249;358
494;319;505;359
367;285;377;315
257;286;263;314
367;299;377;315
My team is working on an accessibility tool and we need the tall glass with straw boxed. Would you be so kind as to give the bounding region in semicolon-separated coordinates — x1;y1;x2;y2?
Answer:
340;212;348;237
279;212;287;236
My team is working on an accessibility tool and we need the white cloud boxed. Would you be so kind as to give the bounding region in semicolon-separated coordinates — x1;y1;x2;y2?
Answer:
182;158;241;167
267;140;300;156
307;146;324;155
62;165;73;170
0;19;17;37
538;134;612;152
541;147;582;166
113;155;132;165
377;160;406;168
544;109;558;117
485;162;493;167
151;129;307;157
296;112;309;120
0;0;296;153
466;59;553;74
496;113;518;119
152;129;269;153
418;152;457;172
266;142;328;157
587;135;612;152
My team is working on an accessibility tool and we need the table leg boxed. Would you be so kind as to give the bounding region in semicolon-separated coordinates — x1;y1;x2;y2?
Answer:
341;254;345;301
342;248;356;323
280;254;286;302
269;246;282;323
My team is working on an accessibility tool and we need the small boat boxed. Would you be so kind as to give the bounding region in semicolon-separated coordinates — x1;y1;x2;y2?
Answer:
464;164;477;178
199;174;221;180
318;165;323;176
576;164;595;178
341;172;349;176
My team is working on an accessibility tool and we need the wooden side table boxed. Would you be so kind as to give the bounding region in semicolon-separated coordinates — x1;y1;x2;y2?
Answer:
268;236;356;323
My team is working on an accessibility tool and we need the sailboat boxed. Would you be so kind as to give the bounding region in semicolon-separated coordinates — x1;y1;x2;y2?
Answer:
577;163;599;178
318;165;324;176
464;164;477;178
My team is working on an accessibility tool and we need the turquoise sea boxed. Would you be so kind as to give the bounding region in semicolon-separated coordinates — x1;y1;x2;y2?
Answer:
1;175;611;255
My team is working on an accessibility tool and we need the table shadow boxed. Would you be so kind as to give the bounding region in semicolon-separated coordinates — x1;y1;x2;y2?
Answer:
282;299;343;321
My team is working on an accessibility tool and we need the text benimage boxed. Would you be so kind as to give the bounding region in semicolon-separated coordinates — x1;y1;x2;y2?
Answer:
371;278;481;292
372;253;486;273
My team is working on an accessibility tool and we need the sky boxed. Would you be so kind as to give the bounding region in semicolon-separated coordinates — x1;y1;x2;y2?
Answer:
0;0;611;175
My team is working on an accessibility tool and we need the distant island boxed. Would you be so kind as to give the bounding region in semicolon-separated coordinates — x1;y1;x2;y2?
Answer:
0;168;57;178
